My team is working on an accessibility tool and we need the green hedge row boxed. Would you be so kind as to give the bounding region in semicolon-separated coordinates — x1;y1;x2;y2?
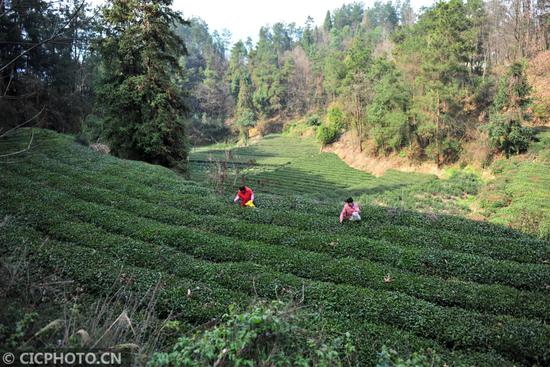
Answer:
0;222;516;367
8;137;529;241
4;207;548;365
12;151;550;262
5;162;549;296
3;175;549;323
0;223;244;324
24;140;540;256
2;183;550;365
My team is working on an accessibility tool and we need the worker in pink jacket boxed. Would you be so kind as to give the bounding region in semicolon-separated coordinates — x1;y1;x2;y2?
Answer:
339;197;361;224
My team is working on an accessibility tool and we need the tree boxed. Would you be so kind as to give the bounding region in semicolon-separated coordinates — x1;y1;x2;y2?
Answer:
366;1;399;33
323;10;333;32
394;0;486;165
175;17;232;131
332;2;365;31
226;40;248;100
341;31;373;152
285;47;314;115
488;62;533;157
235;76;256;144
367;58;411;154
95;0;188;168
301;16;315;53
398;0;415;26
249;25;291;117
0;0;94;134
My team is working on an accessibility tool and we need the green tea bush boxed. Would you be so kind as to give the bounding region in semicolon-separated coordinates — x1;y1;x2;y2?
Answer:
2;129;550;367
3;190;550;366
1;221;516;366
377;346;442;367
3;162;550;295
149;301;356;367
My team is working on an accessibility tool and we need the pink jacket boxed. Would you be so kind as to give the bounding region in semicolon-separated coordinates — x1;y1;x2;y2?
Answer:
339;203;360;223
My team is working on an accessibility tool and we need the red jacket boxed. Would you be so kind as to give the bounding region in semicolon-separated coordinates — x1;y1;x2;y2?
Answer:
235;186;254;206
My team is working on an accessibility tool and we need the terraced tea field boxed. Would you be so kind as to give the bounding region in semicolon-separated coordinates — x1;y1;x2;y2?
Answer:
189;135;432;201
1;129;550;366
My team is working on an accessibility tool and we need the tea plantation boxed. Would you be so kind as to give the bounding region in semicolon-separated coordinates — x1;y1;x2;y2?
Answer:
189;135;433;202
1;129;550;366
189;135;484;217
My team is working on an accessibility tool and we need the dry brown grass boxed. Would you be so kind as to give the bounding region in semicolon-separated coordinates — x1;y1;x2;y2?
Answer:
528;51;550;125
0;243;177;365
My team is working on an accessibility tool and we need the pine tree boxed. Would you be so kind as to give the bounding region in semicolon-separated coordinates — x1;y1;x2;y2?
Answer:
95;0;188;168
488;62;533;157
235;77;256;145
323;11;333;32
226;40;248;99
341;31;373;152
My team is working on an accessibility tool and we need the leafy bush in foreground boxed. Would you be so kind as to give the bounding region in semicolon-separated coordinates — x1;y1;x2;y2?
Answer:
377;346;442;367
149;301;356;367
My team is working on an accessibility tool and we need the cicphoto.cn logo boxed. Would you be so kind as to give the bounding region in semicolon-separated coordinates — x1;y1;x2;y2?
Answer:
1;350;126;366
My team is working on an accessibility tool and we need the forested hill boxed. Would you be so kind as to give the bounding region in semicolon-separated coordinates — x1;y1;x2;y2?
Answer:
176;0;549;167
2;0;549;169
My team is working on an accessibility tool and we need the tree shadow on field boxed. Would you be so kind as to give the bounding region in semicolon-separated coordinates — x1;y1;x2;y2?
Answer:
237;165;412;203
191;145;281;164
533;126;550;134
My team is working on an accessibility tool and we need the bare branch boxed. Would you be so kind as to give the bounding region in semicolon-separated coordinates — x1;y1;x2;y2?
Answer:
2;73;13;96
0;1;86;74
0;106;44;139
0;128;34;158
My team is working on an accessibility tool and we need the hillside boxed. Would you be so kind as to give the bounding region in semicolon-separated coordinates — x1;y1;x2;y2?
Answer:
191;131;550;235
190;135;432;202
478;127;550;239
191;134;481;216
1;129;550;366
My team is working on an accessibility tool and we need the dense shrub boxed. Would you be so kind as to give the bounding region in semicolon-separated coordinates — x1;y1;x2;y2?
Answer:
487;113;533;157
307;114;322;126
440;139;462;164
377;346;442;367
149;301;356;367
371;111;409;154
488;61;534;157
316;124;341;146
326;103;346;129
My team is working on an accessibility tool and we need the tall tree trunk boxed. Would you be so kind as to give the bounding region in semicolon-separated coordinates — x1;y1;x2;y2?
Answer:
354;92;363;153
436;93;441;168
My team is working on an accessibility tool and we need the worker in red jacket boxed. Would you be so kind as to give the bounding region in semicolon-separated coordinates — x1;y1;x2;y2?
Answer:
234;185;255;207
